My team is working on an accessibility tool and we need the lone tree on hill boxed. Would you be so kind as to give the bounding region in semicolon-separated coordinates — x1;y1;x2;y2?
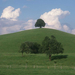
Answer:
42;35;64;61
35;19;45;28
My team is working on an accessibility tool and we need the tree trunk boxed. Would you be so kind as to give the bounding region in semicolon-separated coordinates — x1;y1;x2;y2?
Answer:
49;55;51;61
40;26;42;28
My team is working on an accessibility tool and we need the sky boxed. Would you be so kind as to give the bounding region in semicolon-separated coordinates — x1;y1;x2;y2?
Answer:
0;0;75;35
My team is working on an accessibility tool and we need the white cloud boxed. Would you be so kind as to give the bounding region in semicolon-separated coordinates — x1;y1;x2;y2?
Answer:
0;7;75;35
0;6;20;21
40;8;75;35
71;29;75;34
0;18;36;35
23;19;36;30
0;6;36;35
1;27;8;34
63;25;71;33
7;25;21;32
0;21;22;34
40;8;70;30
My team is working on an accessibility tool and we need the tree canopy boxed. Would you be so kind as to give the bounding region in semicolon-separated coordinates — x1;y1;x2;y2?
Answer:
20;41;40;56
42;35;64;61
35;19;45;28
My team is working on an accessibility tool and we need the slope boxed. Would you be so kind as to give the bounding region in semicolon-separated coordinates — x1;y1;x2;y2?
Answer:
0;28;75;53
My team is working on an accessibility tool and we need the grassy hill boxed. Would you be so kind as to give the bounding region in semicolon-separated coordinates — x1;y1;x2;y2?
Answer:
0;28;75;75
0;28;75;53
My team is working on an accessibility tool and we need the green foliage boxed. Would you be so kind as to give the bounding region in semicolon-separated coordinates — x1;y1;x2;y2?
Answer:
20;41;40;55
41;36;50;53
35;19;45;28
24;41;33;54
31;42;41;54
20;42;31;55
20;35;64;58
41;35;64;61
20;43;25;54
50;35;64;54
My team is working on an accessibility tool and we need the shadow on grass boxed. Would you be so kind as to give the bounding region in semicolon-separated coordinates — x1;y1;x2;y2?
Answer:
51;55;68;60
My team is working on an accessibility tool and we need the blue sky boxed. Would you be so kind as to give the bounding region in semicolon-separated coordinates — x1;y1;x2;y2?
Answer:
0;0;75;35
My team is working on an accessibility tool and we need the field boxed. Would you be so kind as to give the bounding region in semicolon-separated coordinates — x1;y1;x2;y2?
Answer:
0;28;75;75
0;53;75;75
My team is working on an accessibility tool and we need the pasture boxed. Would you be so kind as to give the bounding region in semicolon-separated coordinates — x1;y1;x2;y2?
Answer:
0;28;75;75
0;53;75;75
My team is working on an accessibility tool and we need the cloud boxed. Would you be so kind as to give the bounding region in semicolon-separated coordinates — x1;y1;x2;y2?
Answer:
40;8;75;34
0;19;22;34
0;6;20;21
23;5;27;8
40;8;70;30
0;7;75;35
0;18;36;35
71;29;75;34
23;19;36;30
63;25;71;33
2;25;22;34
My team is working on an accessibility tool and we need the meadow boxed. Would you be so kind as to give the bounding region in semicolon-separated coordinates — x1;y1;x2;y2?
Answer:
0;28;75;75
0;53;75;75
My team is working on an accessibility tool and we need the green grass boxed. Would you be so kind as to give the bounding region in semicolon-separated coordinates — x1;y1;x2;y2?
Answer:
0;28;75;75
0;68;75;75
0;67;75;75
0;53;75;75
0;53;75;66
0;28;75;53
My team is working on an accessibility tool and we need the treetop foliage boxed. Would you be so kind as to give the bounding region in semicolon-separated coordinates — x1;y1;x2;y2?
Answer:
42;36;64;61
35;19;45;28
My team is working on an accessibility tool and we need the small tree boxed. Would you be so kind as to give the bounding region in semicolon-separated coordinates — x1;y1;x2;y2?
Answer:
42;36;64;61
20;42;31;56
41;36;50;53
24;42;40;54
20;43;26;56
24;43;31;54
35;19;45;28
20;41;40;56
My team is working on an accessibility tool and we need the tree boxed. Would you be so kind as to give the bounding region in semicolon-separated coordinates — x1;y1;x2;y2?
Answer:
35;19;45;28
20;41;40;56
20;43;25;56
20;42;31;56
42;36;64;61
31;42;41;54
41;36;50;53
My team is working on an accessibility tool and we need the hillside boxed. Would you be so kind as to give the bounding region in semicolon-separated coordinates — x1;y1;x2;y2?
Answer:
0;28;75;53
0;28;75;75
